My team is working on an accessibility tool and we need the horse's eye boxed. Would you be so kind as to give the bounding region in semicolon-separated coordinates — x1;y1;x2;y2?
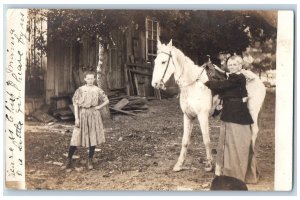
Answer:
162;61;166;64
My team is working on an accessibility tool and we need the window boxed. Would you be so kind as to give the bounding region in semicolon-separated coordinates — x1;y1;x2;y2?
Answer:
145;17;160;63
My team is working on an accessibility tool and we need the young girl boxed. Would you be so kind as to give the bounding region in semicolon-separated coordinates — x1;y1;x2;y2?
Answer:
204;55;259;184
63;70;109;171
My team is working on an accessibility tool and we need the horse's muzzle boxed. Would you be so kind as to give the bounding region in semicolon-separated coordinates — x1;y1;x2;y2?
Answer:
152;81;166;90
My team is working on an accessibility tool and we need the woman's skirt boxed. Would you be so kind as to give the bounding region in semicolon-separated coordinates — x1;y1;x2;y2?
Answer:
70;107;105;147
215;122;259;183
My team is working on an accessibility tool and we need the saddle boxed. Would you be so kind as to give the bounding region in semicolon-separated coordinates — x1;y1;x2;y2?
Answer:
204;62;227;98
205;62;227;81
204;62;226;117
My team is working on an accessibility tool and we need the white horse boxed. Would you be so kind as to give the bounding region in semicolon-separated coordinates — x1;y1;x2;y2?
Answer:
151;40;266;172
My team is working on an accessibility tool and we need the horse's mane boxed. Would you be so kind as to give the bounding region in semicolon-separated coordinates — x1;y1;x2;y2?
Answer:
171;46;210;83
172;46;199;69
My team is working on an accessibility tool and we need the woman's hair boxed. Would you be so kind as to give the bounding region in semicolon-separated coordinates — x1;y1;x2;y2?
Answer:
227;55;244;65
83;70;96;78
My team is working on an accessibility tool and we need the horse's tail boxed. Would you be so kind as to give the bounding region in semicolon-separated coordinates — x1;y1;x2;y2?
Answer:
247;79;266;113
246;78;266;147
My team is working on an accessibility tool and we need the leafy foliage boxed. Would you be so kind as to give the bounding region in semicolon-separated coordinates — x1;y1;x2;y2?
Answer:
157;10;276;64
28;9;277;66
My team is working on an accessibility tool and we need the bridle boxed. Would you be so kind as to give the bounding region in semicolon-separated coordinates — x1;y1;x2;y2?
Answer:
159;51;175;84
157;51;206;88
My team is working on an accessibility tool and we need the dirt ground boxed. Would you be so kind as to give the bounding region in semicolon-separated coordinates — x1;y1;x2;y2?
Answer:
25;89;275;191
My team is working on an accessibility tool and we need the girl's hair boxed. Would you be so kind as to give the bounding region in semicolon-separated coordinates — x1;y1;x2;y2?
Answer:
227;55;244;65
83;70;96;78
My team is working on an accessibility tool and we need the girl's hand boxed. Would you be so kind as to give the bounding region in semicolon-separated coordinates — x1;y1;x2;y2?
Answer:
75;119;80;127
93;106;101;110
94;100;109;110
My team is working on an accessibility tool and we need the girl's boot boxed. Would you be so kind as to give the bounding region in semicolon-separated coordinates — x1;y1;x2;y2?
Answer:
87;158;93;170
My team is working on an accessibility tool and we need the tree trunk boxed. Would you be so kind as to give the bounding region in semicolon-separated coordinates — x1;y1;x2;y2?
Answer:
97;38;112;128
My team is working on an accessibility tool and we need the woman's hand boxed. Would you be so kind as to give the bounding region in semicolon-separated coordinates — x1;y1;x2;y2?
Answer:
204;81;210;86
75;118;80;127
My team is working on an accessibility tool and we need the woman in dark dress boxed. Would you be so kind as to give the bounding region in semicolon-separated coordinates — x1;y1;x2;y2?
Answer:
205;55;259;184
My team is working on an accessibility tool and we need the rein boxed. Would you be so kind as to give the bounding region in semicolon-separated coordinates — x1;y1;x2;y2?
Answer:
178;64;206;88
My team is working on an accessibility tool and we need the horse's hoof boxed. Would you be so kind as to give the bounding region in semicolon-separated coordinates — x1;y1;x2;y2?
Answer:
173;165;183;172
204;162;214;172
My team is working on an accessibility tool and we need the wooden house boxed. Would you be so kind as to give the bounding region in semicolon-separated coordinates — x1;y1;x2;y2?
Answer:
25;15;162;115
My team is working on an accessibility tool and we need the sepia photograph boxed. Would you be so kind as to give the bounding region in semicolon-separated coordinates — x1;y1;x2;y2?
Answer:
4;7;294;192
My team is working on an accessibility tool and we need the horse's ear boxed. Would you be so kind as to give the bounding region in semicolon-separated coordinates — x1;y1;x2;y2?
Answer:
167;39;173;47
157;39;162;49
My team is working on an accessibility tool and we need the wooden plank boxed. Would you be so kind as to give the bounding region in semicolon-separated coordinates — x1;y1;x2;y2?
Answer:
130;69;152;76
126;62;152;69
144;75;154;97
113;98;129;110
69;43;73;92
147;96;158;100
69;104;74;114
108;95;129;101
128;96;147;100
127;98;147;106
64;44;68;94
127;69;135;95
140;32;146;60
79;66;85;86
59;42;66;95
124;104;148;110
109;107;137;116
46;40;55;103
145;18;149;61
60;43;66;94
124;64;130;95
32;110;57;123
89;37;96;67
72;70;81;89
110;87;126;91
116;70;123;89
53;108;73;117
136;75;146;97
54;41;59;96
131;110;146;113
133;74;140;96
82;36;88;69
126;29;132;63
96;36;99;65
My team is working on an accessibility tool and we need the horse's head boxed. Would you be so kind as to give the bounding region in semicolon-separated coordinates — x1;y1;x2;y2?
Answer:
151;39;175;90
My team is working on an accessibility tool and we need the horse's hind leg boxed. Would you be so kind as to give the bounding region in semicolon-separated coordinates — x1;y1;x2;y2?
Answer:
197;112;213;172
173;114;193;172
251;122;259;151
248;105;260;151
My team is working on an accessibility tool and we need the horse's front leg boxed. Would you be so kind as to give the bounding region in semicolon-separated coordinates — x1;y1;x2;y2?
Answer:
197;112;213;172
173;114;193;172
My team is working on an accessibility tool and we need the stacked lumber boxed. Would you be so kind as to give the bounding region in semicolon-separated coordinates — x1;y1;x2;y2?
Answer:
107;87;127;99
108;95;148;116
32;109;57;123
53;108;74;121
